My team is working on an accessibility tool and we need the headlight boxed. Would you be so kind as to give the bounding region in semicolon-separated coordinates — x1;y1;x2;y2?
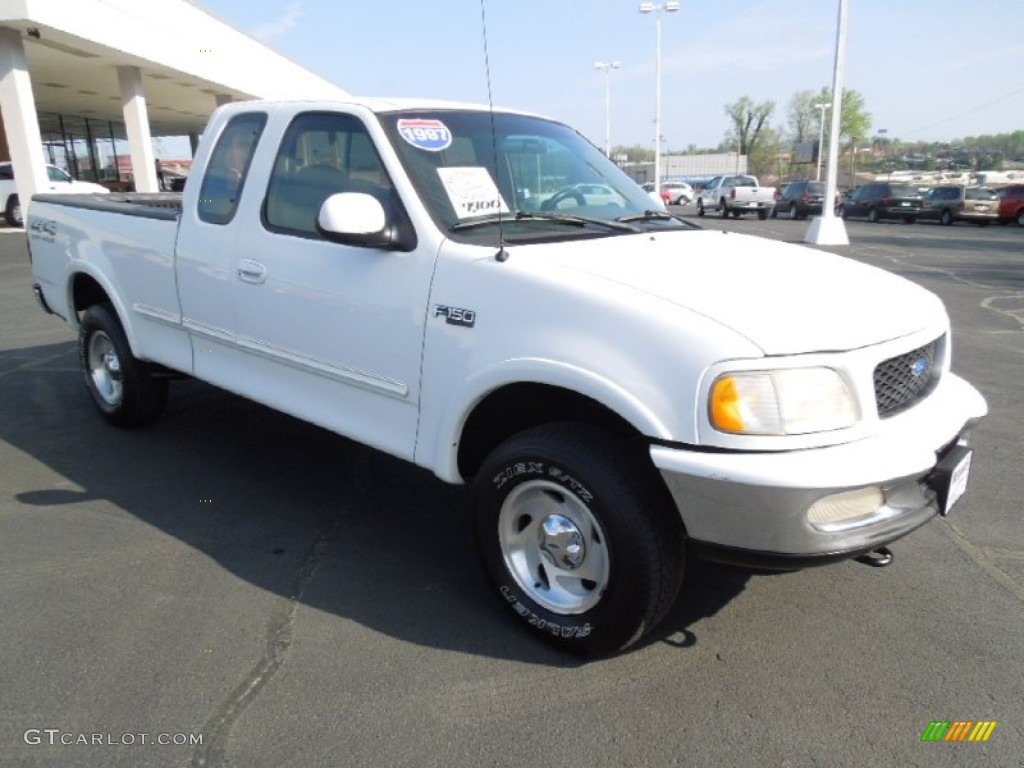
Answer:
709;367;858;435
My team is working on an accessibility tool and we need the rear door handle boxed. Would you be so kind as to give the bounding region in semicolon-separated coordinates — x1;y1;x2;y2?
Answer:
236;259;267;285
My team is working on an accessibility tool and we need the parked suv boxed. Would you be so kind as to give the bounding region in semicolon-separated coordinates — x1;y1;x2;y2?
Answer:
837;182;922;223
771;180;826;219
920;185;999;226
997;184;1024;227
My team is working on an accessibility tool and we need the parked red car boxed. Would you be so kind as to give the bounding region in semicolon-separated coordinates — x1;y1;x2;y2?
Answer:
996;184;1024;226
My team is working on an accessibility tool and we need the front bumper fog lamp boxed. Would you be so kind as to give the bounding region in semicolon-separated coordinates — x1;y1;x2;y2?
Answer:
807;487;885;530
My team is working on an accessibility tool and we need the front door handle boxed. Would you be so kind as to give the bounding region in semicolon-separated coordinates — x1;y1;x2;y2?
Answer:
236;259;267;285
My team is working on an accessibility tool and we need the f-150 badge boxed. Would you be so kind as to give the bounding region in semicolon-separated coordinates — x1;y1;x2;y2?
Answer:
433;305;476;328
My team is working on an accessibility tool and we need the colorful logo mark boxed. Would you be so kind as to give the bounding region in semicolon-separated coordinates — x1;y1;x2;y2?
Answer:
921;720;997;742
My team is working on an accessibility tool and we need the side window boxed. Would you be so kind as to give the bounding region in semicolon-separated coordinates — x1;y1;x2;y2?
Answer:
264;112;391;237
47;166;72;183
198;112;267;225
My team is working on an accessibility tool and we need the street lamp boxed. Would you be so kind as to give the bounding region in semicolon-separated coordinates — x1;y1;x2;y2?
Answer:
593;60;621;157
814;101;830;181
639;1;679;197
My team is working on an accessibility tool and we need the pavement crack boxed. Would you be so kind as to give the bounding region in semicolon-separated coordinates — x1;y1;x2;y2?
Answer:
940;519;1024;604
192;447;370;768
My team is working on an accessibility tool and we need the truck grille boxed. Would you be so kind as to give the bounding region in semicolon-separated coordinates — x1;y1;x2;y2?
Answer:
873;339;939;417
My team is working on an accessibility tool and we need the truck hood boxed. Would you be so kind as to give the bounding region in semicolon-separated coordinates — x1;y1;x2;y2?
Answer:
524;230;946;355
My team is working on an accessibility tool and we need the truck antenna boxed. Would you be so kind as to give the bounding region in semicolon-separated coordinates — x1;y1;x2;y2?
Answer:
479;0;509;262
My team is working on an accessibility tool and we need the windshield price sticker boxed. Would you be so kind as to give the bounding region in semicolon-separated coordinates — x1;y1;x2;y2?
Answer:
397;119;452;151
437;167;510;219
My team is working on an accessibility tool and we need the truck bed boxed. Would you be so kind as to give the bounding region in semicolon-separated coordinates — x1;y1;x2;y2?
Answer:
32;192;182;220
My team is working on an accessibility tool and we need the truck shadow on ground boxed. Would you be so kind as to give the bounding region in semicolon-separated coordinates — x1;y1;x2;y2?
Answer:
2;341;754;664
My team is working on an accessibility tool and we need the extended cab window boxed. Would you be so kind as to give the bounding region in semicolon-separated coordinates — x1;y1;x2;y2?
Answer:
198;112;267;225
264;112;391;237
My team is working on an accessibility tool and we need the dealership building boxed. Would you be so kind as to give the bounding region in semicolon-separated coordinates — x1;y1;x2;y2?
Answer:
0;0;347;212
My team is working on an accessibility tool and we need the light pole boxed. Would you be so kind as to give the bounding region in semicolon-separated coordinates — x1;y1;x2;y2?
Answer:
639;1;679;198
814;101;830;181
593;60;621;157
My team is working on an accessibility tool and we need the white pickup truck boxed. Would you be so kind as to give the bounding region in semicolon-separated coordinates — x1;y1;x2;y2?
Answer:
1;161;108;227
29;98;986;656
696;174;776;220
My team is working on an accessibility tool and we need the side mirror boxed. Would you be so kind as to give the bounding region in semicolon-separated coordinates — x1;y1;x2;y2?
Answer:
316;192;413;250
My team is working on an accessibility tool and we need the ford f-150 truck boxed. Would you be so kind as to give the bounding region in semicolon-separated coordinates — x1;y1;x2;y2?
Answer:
28;99;986;656
696;174;776;219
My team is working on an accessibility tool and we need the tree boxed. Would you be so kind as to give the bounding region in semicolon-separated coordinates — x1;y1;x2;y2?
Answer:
724;96;776;158
786;90;818;145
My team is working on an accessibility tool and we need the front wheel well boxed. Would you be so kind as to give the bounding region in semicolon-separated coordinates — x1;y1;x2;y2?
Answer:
457;383;646;480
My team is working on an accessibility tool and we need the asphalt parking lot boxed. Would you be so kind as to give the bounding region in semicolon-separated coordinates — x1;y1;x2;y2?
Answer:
1;215;1021;768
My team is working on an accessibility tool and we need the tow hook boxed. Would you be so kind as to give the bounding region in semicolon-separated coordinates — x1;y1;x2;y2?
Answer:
856;547;894;567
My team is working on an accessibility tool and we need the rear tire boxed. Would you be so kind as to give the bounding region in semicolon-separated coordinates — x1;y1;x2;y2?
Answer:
472;423;684;657
868;207;879;223
940;209;953;226
757;210;768;220
4;194;22;227
79;303;168;427
1016;210;1024;227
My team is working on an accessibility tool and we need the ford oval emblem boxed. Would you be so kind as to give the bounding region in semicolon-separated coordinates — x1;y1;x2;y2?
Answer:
911;356;930;378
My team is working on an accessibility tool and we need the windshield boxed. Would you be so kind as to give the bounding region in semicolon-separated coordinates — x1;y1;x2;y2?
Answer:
380;109;685;243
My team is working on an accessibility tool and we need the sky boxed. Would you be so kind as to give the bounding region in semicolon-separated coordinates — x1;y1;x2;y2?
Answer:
195;0;1024;152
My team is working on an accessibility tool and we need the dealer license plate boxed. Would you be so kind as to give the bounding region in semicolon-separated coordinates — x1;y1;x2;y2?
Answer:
930;445;973;516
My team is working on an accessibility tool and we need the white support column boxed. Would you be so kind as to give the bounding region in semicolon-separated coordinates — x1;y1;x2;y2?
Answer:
0;28;47;225
117;65;159;193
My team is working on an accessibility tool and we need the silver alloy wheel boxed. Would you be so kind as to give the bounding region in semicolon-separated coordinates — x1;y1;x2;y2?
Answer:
497;479;610;614
87;330;124;407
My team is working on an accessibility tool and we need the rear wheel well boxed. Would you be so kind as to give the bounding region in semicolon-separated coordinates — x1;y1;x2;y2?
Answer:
72;273;111;316
457;383;646;480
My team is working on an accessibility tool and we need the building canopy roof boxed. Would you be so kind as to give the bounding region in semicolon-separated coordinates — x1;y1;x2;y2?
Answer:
0;0;349;136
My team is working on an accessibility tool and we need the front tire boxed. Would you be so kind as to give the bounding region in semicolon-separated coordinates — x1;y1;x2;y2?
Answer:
696;199;705;217
719;199;729;219
79;303;168;427
473;423;684;657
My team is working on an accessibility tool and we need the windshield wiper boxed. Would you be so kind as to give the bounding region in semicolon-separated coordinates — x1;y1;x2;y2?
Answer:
617;210;702;229
451;210;638;233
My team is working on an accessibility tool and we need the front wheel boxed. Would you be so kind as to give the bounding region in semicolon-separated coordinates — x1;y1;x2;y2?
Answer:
473;424;684;657
719;200;729;219
696;199;705;217
4;194;22;227
79;303;168;427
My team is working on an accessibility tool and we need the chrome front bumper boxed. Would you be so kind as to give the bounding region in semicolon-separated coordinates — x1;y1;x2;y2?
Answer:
650;373;987;567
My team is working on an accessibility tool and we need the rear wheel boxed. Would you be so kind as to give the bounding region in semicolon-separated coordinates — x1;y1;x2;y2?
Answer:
837;204;847;220
757;210;768;220
79;303;167;427
1016;209;1024;227
867;207;879;223
473;423;684;657
940;209;953;226
4;194;22;227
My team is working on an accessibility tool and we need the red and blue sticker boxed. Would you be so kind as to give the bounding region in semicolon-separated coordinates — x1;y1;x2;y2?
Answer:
397;118;452;152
